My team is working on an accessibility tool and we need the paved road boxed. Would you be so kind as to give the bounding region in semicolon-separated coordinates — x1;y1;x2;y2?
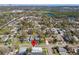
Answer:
46;45;53;55
0;17;21;29
0;18;16;29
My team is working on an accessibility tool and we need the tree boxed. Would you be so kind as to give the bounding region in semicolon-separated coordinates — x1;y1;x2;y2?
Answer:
53;38;57;44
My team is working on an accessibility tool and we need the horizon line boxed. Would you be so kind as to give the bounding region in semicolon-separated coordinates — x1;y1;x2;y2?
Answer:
0;4;79;6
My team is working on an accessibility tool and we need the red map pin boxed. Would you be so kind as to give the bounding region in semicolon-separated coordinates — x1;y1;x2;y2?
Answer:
31;40;37;46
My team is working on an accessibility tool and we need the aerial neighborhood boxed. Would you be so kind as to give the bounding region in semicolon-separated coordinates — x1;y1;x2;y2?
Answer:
0;5;79;55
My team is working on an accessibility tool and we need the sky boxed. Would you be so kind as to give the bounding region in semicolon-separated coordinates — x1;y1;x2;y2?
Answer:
0;0;79;4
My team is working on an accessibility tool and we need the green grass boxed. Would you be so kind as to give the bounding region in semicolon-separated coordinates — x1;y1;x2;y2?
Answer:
43;48;48;55
52;12;79;16
0;28;10;35
23;41;31;44
39;43;45;45
39;40;45;45
15;41;31;45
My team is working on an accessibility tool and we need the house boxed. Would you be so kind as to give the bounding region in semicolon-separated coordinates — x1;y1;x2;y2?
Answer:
63;34;74;42
57;29;64;36
11;27;18;34
34;35;40;41
24;37;30;41
74;47;79;54
56;34;64;42
51;28;58;34
31;47;43;55
0;35;9;42
18;47;28;55
26;35;40;42
29;35;34;41
24;35;33;42
76;48;79;55
73;35;79;41
58;47;68;55
74;47;77;53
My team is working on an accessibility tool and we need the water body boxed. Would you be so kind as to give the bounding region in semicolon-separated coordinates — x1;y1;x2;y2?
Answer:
47;13;56;16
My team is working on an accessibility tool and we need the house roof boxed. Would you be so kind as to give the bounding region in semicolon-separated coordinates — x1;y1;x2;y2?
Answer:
31;47;42;53
58;47;67;52
58;47;68;55
19;47;27;53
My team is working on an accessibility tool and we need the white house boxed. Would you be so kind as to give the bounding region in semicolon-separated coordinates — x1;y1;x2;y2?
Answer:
31;47;43;55
18;47;28;55
73;35;79;41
